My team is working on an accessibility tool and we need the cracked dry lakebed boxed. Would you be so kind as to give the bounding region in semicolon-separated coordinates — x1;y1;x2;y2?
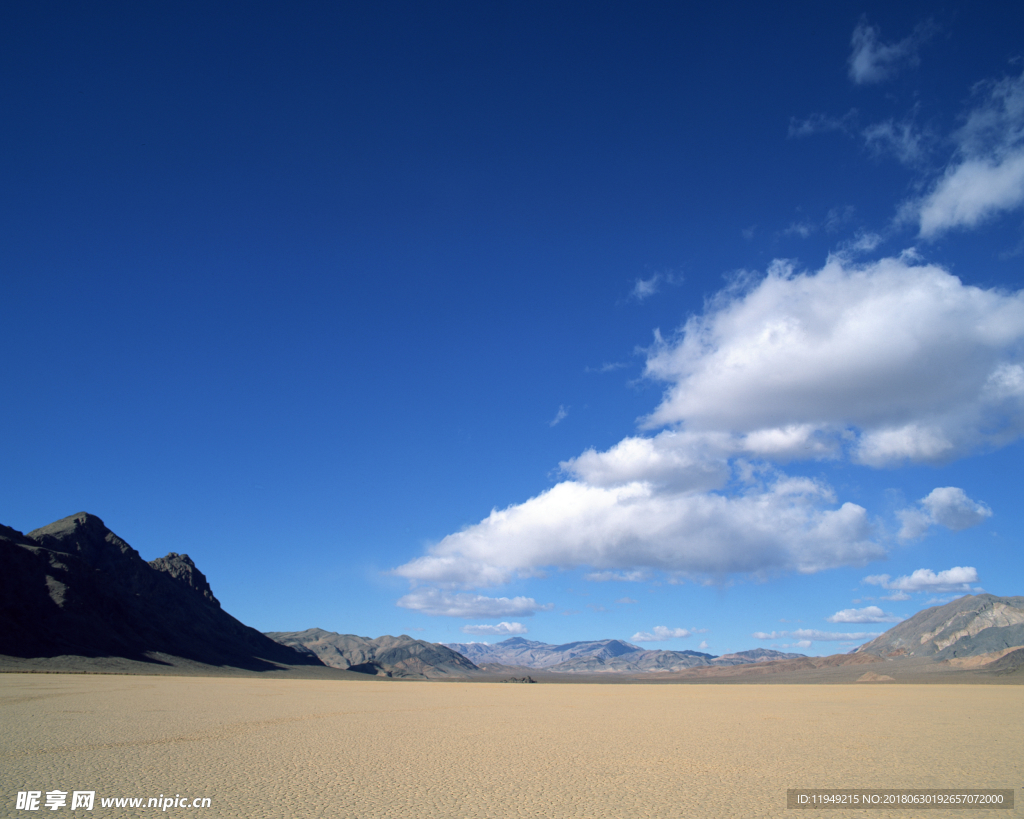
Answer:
1;675;1021;818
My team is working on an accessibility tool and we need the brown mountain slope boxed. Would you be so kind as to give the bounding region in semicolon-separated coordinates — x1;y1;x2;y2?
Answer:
855;594;1024;660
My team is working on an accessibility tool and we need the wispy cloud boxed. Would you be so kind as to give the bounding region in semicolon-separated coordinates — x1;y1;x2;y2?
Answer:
863;117;931;166
783;221;815;239
629;272;682;303
848;20;934;85
788;110;857;138
549;405;569;427
912;70;1024;238
585;361;628;373
863;566;979;593
631;626;691;642
461;621;528;636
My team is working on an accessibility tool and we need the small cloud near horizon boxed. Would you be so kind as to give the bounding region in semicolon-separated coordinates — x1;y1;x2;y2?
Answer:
827;605;903;624
753;628;881;642
461;621;528;636
397;589;553;618
631;626;691;642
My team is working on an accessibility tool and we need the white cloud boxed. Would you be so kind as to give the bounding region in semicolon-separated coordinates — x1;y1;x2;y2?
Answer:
919;153;1024;237
549;405;569;427
914;71;1024;237
393;474;881;587
396;589;554;618
394;255;1024;601
863;566;979;593
827;605;903;624
897;487;992;540
563;432;732;491
881;591;911;601
616;596;637;604
642;257;1024;466
461;622;528;636
698;640;709;650
752;631;783;640
848;21;931;85
631;626;691;642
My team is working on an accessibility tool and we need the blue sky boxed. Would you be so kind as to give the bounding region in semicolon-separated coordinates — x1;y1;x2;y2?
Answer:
3;2;1024;656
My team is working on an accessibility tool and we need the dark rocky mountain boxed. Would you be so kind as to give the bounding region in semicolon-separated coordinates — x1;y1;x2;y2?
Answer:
444;637;805;673
0;513;324;671
855;594;1024;661
266;628;480;678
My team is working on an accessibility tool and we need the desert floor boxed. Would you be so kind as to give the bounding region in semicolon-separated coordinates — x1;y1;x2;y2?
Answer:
1;675;1020;818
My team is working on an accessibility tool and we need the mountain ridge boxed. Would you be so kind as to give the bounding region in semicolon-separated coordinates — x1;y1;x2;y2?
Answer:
266;628;481;678
443;638;805;673
0;512;322;671
855;594;1024;660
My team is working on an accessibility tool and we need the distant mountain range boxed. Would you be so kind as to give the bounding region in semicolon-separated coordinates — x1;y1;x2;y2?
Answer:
266;628;480;677
443;637;806;673
3;512;1022;679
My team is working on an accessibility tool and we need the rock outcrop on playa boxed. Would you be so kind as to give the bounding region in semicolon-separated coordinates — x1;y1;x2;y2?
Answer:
0;513;324;671
266;628;481;677
855;594;1024;661
443;636;805;673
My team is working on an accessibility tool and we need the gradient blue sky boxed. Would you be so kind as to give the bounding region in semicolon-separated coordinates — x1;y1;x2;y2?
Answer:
4;2;1023;656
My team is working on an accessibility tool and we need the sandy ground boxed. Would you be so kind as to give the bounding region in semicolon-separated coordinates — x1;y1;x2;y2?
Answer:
1;675;1020;819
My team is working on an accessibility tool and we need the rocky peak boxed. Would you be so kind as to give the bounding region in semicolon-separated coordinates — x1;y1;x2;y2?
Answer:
149;552;220;607
27;512;140;573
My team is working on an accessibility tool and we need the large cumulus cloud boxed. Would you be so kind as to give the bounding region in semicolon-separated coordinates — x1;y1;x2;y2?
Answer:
641;256;1024;465
393;253;1020;605
394;257;1020;596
